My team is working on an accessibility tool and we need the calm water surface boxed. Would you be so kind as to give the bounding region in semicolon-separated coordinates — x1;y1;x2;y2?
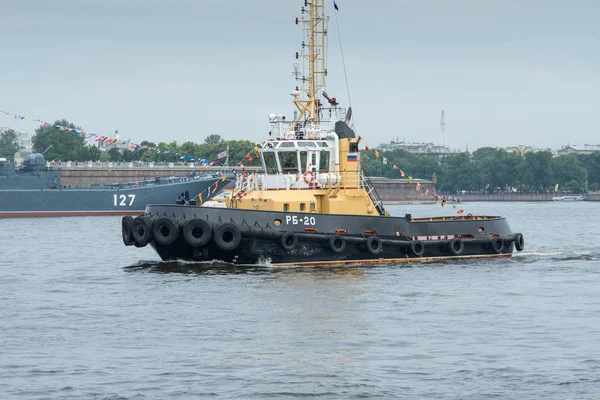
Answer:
1;202;599;399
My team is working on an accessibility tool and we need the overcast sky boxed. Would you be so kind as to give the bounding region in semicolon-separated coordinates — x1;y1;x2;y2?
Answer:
1;0;598;150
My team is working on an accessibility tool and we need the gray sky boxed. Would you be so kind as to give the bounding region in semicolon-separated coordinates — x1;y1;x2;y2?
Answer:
1;0;598;150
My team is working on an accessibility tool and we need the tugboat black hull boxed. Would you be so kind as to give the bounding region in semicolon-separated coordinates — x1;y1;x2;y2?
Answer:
125;204;524;266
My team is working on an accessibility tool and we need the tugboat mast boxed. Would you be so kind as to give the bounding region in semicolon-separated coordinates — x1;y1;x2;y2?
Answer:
292;0;328;127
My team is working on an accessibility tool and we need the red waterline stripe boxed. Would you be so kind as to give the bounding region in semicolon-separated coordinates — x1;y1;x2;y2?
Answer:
0;210;143;218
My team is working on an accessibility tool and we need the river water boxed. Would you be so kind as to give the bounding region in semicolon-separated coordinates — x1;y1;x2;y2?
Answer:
1;202;599;399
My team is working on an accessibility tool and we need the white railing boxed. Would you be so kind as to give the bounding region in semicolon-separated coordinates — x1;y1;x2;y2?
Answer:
232;169;365;193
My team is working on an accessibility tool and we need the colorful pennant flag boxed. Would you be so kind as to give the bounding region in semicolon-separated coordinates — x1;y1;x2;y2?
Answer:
217;151;228;159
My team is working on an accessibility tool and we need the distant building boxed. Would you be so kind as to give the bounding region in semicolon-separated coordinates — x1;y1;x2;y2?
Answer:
556;144;600;157
505;145;535;156
377;140;459;160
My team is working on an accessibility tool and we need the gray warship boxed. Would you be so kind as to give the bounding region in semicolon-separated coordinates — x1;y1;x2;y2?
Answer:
122;0;524;266
0;153;224;218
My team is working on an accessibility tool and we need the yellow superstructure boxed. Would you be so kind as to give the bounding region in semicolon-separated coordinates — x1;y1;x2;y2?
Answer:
209;0;385;217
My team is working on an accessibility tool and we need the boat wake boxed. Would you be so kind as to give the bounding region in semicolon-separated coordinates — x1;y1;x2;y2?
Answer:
512;250;599;263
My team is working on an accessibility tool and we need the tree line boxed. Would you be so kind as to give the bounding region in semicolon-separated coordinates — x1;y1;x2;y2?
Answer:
1;121;255;166
1;120;598;193
362;147;600;193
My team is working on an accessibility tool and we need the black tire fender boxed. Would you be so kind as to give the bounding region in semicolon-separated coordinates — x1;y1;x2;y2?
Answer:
132;216;153;247
410;240;425;257
514;233;525;252
490;237;504;254
152;217;180;246
122;216;135;246
329;234;346;254
448;238;464;256
366;235;382;255
213;223;242;251
280;231;298;251
182;219;213;248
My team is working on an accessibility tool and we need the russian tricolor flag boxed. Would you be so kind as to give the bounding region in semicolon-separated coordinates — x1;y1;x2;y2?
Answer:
347;153;358;162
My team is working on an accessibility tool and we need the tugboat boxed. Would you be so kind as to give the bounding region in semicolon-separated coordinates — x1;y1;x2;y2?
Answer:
123;0;524;266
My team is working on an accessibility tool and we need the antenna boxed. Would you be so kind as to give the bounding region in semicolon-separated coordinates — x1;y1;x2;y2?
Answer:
440;109;446;147
292;63;300;79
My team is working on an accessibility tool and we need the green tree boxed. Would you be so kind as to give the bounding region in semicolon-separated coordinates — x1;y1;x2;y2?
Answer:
32;120;86;161
438;153;482;192
99;151;110;162
522;151;554;192
107;147;122;162
553;154;586;193
122;149;134;162
204;134;223;145
0;129;23;159
579;152;600;191
140;150;157;162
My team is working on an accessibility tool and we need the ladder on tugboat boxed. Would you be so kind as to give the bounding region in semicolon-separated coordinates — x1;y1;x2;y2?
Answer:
363;172;386;216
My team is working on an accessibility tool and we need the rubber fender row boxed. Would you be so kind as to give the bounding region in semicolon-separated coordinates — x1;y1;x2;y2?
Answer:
122;216;243;251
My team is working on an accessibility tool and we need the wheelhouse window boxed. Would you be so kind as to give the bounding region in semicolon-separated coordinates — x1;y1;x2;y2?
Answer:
319;150;330;172
262;152;279;174
299;151;307;173
279;151;298;173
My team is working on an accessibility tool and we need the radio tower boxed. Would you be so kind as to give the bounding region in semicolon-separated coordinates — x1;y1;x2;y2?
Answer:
440;109;446;147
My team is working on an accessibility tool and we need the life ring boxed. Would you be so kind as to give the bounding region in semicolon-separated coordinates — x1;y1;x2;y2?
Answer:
329;234;346;253
182;219;213;247
514;233;525;252
448;238;464;256
122;216;135;246
490;237;504;254
366;235;382;255
303;171;314;185
132;215;153;247
152;217;180;246
280;231;298;251
213;222;242;251
410;240;425;257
